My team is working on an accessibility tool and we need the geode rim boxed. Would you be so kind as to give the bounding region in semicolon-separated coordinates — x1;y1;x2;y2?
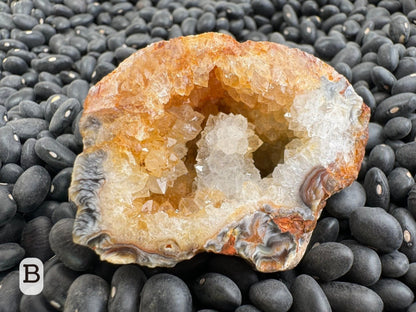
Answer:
69;32;370;272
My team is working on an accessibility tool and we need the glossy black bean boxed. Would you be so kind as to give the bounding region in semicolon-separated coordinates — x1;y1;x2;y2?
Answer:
396;142;416;173
301;242;353;281
350;207;402;253
125;33;151;49
49;218;97;271
31;55;73;75
388;167;414;203
299;20;316;44
342;19;360;40
333;62;352;82
0;74;25;90
354;85;375;112
368;144;395;175
371;278;414;310
11;0;33;14
321;282;383;312
290;274;331;312
391;208;416;262
352;61;376;85
0;163;23;184
0;188;17;227
363;167;390;210
371;66;396;91
196;12;216;33
12;165;50;213
0;271;21;312
249;279;292;312
49;98;81;136
376;43;399;72
107;265;147;312
0;214;25;244
56;133;81;154
0;39;27;52
20;216;53;262
0;126;21;164
91;62;116;84
374;93;416;124
380;250;409;278
63;275;109;312
402;262;416;291
0;243;25;271
326;181;366;218
7;118;49;140
34;137;76;170
181;17;198;36
140;273;192;312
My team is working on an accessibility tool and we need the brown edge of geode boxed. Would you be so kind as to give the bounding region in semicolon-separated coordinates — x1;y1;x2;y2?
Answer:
69;33;370;272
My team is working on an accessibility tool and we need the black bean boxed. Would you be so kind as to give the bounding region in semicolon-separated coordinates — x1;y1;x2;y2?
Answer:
172;7;188;24
114;46;135;63
389;14;411;43
19;100;43;119
354;85;375;112
0;39;27;52
7;118;49;140
341;240;382;286
108;265;147;312
402;262;416;291
12;165;50;213
2;56;28;75
70;13;94;27
380;250;409;278
0;188;17;227
49;218;97;271
11;0;33;15
0;214;25;244
371;278;414;310
0;126;21;164
377;43;399;72
51;201;76;223
290;274;331;312
197;12;216;33
308;217;339;250
395;57;416;79
374;93;416;123
181;17;198;36
91;62;116;84
192;272;241;311
333;62;352;82
350;207;402;253
75;55;96;81
87;38;106;54
49;98;81;136
321;281;383;312
361;35;392;55
56;133;81;154
301;242;353;281
0;163;23;184
20;293;56;312
363;167;390;210
140;273;192;312
20;216;53;262
396;142;416;173
392;73;416;94
125;33;151;49
368;144;395;175
371;66;396;91
0;243;25;271
314;36;346;60
249;279;292;312
325;181;366;218
207;255;258;295
0;271;21;312
34;137;76;170
391;208;416;262
234;305;261;312
64;274;109;312
43;262;80;311
342;19;360;40
20;138;43;170
383;116;412;140
151;10;173;28
49;167;72;202
299;20;316;44
388;167;414;203
0;74;25;90
351;61;376;85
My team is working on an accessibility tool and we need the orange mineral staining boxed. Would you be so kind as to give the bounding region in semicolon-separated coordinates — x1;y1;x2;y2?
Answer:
69;32;370;272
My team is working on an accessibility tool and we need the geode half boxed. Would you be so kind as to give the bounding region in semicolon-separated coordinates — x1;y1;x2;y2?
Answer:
69;32;370;272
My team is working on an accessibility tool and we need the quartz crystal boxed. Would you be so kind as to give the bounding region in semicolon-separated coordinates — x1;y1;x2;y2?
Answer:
69;33;370;272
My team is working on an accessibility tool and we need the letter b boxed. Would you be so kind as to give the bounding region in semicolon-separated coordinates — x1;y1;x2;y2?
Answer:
19;258;43;295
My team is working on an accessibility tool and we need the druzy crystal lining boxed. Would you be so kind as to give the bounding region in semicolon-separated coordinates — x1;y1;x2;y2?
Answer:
69;33;369;272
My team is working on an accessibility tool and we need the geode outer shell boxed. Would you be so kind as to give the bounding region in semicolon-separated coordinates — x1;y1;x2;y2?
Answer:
69;32;370;272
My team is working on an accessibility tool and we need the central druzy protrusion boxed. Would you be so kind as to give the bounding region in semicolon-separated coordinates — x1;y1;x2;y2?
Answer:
196;113;263;198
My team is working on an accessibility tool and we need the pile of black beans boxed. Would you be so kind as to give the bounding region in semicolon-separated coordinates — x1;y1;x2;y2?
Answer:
0;0;416;311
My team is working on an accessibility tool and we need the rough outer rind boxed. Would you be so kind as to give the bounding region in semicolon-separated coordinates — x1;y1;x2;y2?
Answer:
69;33;370;272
